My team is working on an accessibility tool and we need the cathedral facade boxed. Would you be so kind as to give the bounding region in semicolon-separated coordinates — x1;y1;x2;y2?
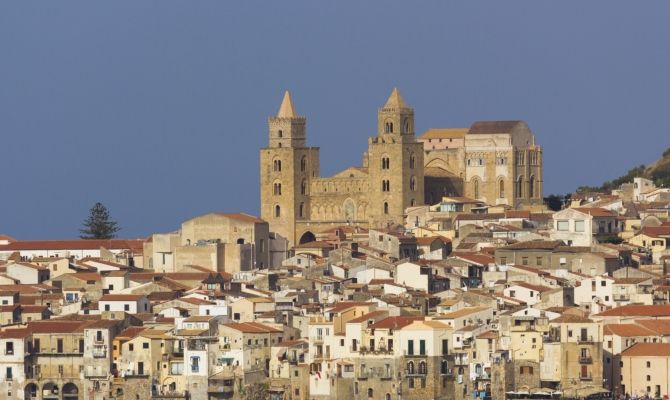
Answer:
260;89;543;246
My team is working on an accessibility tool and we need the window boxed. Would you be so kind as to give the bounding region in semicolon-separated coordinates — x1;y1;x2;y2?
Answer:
367;388;373;398
410;176;416;191
522;257;528;266
273;159;282;172
517;176;524;197
57;339;63;353
104;304;110;311
5;342;13;355
300;156;307;172
419;340;426;355
382;180;390;192
299;203;304;218
301;179;307;195
575;220;585;232
529;176;536;198
556;220;569;231
129;344;134;351
381;157;390;169
385;122;393;133
536;257;542;266
143;342;149;349
124;304;130;312
499;180;505;198
409;154;416;169
407;340;414;355
274;205;281;218
473;178;479;199
278;130;283;138
383;202;389;215
647;361;651;368
191;356;200;373
273;182;282;196
6;367;12;380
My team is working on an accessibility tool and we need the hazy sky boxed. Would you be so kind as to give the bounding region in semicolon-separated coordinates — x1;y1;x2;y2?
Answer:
2;2;669;239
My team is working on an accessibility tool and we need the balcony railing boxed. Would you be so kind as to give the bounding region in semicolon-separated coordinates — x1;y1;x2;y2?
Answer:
453;355;469;365
92;345;107;358
613;294;630;301
152;391;190;399
313;336;324;344
84;370;109;379
579;356;592;364
578;335;594;343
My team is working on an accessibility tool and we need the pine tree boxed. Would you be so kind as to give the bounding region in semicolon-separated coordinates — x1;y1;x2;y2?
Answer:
80;202;120;239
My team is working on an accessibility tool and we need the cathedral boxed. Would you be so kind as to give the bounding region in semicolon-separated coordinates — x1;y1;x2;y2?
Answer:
260;88;543;246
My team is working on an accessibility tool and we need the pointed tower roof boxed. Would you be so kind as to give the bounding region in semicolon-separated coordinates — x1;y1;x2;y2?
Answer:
277;90;298;118
383;87;408;109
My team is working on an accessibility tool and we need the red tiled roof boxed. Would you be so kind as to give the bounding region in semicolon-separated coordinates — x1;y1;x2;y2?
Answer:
369;316;423;330
0;239;145;252
99;294;145;302
468;120;524;135
622;343;670;357
595;304;670;317
222;322;281;333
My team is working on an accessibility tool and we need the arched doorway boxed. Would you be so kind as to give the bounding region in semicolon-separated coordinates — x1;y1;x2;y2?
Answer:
299;231;316;244
62;382;79;400
24;383;38;400
42;382;59;400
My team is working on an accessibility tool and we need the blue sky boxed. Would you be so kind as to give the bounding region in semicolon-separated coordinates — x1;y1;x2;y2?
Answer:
1;1;669;239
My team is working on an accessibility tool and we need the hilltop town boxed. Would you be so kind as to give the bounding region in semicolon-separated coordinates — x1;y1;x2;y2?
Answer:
1;89;670;400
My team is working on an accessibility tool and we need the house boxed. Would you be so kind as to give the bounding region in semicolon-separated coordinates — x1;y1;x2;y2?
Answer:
620;343;670;398
99;294;150;314
5;262;50;284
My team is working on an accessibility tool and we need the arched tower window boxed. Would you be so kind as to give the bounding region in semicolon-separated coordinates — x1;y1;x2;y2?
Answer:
383;202;389;214
278;130;283;138
419;361;427;374
367;388;373;399
410;176;417;191
274;205;281;218
299;203;304;218
273;182;282;196
301;179;308;195
273;159;282;172
499;179;505;199
381;156;390;170
409;154;416;169
382;180;390;192
384;122;394;133
517;176;524;198
529;175;536;198
407;361;415;374
404;119;410;134
473;178;480;199
300;156;307;172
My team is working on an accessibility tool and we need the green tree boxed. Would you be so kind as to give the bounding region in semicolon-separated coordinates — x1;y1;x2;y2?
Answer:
239;382;269;400
80;202;120;239
543;194;564;211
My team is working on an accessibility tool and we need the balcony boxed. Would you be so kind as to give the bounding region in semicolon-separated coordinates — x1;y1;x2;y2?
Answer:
122;369;149;378
84;369;109;379
313;336;324;344
208;384;234;394
5;349;14;355
152;391;190;399
613;294;630;302
92;344;107;358
578;335;594;343
357;371;369;380
579;356;592;364
453;355;469;365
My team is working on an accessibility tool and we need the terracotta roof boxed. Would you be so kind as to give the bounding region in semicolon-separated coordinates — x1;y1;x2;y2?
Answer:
622;343;670;357
348;311;388;324
595;304;670;317
468;120;524;135
573;207;618;218
438;306;491;319
450;252;494;266
214;212;266;224
325;302;374;314
27;320;91;334
416;236;451;246
634;319;670;335
0;328;31;339
116;326;147;340
604;324;657;337
509;282;553;293
501;240;563;250
419;128;468;140
221;322;281;334
0;239;145;252
369;316;423;330
638;226;670;238
551;314;593;323
99;294;145;302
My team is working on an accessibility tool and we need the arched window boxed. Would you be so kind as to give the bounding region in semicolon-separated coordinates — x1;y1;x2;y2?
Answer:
499;179;505;199
381;156;390;170
382;180;390;192
404;120;410;133
407;361;415;374
410;198;415;207
410;176;417;191
385;122;394;133
529;175;536;198
441;360;449;374
278;142;282;148
367;388;373;399
301;179;307;195
278;130;283;138
273;159;282;172
409;154;416;169
385;394;391;400
299;203;304;218
473;178;480;199
300;156;307;172
419;361;427;374
383;202;389;214
273;182;282;196
274;205;281;218
517;176;524;198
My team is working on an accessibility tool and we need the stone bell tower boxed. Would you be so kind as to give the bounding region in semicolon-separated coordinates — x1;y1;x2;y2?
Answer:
259;91;320;245
367;88;424;227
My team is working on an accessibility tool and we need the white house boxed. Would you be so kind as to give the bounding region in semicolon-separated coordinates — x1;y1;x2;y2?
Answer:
395;262;429;292
503;282;553;306
5;262;50;285
99;294;150;314
573;274;615;311
549;208;594;246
